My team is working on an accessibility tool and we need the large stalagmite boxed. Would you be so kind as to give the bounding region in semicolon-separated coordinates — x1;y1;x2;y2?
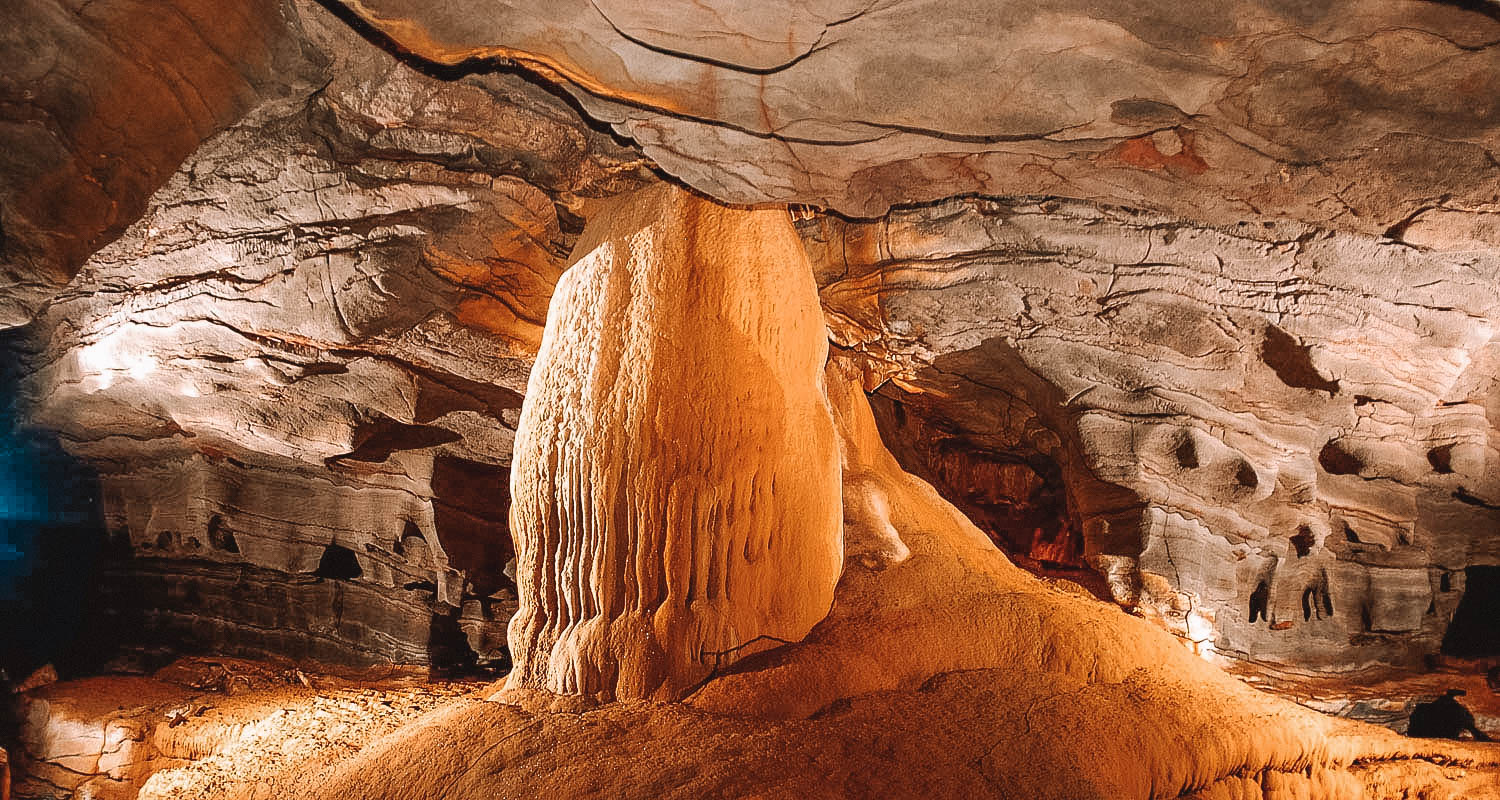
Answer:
502;182;844;702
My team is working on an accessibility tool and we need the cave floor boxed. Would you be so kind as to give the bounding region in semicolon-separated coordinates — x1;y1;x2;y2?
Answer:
12;658;494;800
11;655;1500;800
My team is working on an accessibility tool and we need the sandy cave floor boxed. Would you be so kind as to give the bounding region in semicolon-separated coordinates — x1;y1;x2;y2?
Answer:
11;658;491;800
10;654;1500;800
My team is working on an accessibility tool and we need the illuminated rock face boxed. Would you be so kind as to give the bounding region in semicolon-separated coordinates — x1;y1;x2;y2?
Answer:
503;183;843;702
7;0;647;670
12;0;1500;333
807;197;1500;669
5;0;1500;681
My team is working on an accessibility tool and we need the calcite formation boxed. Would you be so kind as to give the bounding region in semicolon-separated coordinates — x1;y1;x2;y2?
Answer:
502;182;843;702
230;353;1500;800
4;3;1500;798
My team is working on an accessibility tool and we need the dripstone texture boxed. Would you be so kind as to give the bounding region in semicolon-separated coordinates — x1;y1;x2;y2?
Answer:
5;0;1500;679
503;182;843;703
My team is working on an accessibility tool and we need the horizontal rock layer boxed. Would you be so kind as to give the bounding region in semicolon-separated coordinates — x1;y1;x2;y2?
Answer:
6;0;1500;678
335;0;1500;243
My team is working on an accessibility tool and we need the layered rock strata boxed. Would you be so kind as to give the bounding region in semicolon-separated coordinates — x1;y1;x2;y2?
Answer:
6;0;1500;683
807;196;1500;669
8;0;648;670
0;0;314;327
502;182;843;702
263;354;1500;800
332;0;1500;243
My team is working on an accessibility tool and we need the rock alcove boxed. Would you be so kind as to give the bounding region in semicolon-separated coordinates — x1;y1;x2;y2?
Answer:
2;0;1500;798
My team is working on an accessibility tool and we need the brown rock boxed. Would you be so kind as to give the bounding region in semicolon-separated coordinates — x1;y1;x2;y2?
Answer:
331;0;1500;243
0;0;314;326
808;196;1500;671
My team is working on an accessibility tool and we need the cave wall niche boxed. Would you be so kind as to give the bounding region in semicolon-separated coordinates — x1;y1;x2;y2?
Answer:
866;388;1110;598
808;195;1500;672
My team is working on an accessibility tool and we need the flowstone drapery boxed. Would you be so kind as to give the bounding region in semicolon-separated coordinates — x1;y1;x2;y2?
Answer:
501;183;843;702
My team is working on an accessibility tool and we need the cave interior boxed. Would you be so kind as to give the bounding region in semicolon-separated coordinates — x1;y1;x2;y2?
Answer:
2;0;1500;798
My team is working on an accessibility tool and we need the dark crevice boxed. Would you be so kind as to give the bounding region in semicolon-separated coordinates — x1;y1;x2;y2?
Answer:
1442;566;1500;657
207;514;238;553
431;455;514;598
1428;443;1456;474
1250;580;1270;623
1261;324;1339;394
1173;436;1198;468
1291;525;1315;558
426;607;480;677
314;543;363;581
325;416;462;466
1319;440;1363;476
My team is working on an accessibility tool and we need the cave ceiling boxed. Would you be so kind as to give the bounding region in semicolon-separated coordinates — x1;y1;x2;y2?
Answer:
337;0;1500;230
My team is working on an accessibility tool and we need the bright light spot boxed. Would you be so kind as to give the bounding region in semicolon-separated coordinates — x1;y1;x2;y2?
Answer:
1185;608;1213;641
128;355;157;380
85;372;115;393
179;382;200;398
1185;608;1217;661
76;331;159;392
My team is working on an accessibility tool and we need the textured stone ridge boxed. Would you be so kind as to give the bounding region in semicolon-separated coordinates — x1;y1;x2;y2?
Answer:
502;182;843;703
0;0;313;328
807;196;1500;669
333;0;1500;245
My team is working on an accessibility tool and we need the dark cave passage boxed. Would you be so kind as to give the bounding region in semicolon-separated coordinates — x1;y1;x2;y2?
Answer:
0;328;110;681
865;388;1110;600
1442;565;1500;658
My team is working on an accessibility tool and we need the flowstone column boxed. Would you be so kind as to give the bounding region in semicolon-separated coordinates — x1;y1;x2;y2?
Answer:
500;182;844;703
